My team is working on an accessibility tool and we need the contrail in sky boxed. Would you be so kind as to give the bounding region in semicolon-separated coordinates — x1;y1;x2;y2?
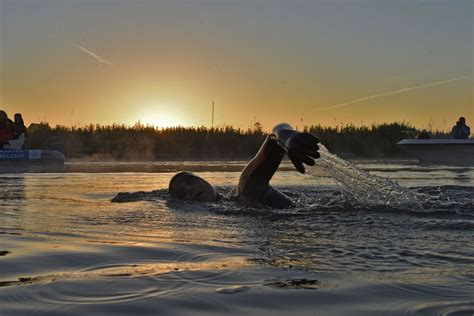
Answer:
313;75;470;112
73;44;113;65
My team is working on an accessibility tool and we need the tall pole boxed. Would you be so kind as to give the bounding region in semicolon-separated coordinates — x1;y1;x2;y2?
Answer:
212;101;215;128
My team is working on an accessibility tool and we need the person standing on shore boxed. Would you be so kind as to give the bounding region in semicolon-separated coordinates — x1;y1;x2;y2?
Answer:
451;117;470;139
13;113;27;139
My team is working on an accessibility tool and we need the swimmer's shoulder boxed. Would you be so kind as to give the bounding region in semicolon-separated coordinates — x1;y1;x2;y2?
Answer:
226;185;294;209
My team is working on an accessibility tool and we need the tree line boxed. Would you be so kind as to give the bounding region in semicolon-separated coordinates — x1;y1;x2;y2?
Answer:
23;122;450;160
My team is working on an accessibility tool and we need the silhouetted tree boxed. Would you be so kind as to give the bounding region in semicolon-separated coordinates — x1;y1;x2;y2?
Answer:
23;122;450;160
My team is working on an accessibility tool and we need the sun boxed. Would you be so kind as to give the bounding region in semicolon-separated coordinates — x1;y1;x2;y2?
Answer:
137;106;184;128
146;113;182;128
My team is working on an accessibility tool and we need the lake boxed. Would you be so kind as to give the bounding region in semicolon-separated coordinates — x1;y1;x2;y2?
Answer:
1;160;473;315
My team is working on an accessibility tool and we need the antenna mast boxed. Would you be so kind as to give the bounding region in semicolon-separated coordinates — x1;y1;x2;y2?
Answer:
211;100;215;129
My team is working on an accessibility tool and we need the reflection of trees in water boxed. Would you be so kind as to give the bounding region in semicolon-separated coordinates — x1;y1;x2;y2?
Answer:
0;176;26;231
0;176;26;201
446;167;473;183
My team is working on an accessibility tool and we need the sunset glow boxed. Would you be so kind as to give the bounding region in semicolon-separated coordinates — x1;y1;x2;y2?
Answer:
136;106;185;128
0;0;472;131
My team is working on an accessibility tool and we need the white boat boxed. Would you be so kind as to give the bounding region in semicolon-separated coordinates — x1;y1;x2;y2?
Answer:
396;139;474;165
0;149;65;164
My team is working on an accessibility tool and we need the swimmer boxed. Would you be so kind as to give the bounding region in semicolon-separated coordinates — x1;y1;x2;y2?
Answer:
169;123;320;208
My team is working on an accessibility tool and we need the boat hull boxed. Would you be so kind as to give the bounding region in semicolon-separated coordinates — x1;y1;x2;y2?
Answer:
0;150;65;164
397;139;474;165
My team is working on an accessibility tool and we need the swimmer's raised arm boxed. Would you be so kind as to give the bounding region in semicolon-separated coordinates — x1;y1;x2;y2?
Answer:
166;123;319;207
238;123;320;204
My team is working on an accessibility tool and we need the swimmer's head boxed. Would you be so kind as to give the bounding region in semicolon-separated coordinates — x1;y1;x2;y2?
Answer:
168;172;218;202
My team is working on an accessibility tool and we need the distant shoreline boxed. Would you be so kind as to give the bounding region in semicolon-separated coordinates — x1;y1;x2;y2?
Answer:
23;122;454;160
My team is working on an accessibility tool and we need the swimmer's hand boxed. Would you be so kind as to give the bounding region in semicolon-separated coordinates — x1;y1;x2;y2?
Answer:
272;123;320;174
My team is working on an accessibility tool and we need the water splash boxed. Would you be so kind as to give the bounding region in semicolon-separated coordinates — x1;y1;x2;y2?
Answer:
308;146;424;210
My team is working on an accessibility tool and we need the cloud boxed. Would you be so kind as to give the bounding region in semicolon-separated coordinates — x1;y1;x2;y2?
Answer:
73;44;113;65
313;75;470;112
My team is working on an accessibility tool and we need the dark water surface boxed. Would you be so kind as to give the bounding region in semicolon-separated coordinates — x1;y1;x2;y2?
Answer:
0;161;473;315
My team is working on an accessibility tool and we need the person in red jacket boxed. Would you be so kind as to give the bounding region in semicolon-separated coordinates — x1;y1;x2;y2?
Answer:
0;110;15;149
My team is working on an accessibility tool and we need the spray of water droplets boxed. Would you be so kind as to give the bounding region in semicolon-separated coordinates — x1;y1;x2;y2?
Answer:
307;145;424;210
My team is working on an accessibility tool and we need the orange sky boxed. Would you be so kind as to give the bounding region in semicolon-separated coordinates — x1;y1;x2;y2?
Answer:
1;1;472;131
